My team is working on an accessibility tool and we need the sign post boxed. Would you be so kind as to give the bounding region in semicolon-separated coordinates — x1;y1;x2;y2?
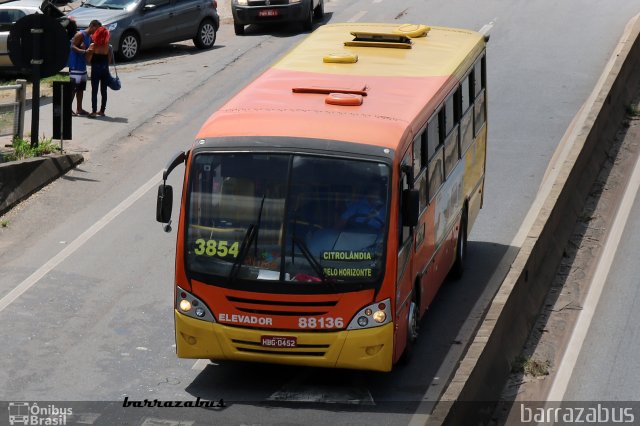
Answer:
8;14;70;147
52;81;72;150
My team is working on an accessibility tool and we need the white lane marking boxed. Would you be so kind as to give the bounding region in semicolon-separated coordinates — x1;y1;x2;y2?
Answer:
191;359;210;370
141;418;194;426
547;142;640;401
373;0;383;3
347;11;367;22
0;172;162;313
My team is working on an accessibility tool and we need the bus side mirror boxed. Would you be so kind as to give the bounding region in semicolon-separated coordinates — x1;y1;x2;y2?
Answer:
402;189;420;227
156;184;173;223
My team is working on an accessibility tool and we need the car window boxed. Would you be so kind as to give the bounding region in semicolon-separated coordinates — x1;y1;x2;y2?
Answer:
0;9;27;25
84;0;139;10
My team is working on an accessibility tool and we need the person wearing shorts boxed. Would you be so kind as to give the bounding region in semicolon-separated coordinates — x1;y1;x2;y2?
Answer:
68;20;101;116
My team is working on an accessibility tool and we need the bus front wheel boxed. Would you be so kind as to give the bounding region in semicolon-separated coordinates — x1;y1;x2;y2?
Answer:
399;288;419;364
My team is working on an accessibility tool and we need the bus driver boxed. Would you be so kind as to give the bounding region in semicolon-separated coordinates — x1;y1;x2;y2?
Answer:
339;185;386;231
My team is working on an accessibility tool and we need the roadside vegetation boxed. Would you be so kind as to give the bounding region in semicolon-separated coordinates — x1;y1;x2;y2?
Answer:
2;137;61;162
626;103;640;117
0;73;69;87
512;355;551;378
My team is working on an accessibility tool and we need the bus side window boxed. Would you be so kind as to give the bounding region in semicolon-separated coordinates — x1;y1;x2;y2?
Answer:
473;55;487;135
443;93;460;177
426;113;440;161
428;146;444;201
413;132;423;178
460;74;474;155
399;152;412;247
413;130;428;212
426;111;443;201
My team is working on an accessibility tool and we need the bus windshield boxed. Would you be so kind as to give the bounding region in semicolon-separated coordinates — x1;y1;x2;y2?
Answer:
185;152;390;291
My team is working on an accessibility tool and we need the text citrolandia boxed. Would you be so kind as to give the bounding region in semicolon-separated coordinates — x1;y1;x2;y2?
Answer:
156;22;488;372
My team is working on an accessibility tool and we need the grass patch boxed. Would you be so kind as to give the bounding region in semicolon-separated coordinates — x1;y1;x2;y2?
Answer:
3;137;61;161
0;73;69;87
512;355;551;377
0;220;8;228
41;74;71;85
626;104;640;117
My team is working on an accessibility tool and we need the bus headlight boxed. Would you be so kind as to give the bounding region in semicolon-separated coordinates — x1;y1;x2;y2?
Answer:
347;299;392;330
179;299;192;312
373;310;386;323
176;286;216;322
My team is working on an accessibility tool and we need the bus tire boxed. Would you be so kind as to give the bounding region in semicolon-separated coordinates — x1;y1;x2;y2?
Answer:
449;214;467;280
399;288;419;365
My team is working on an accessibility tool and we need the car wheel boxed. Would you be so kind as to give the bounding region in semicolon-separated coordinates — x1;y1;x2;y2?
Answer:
194;19;216;49
118;31;139;61
313;0;324;20
302;3;313;31
234;22;244;35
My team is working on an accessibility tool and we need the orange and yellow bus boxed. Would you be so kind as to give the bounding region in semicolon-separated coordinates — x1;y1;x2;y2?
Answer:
156;22;488;372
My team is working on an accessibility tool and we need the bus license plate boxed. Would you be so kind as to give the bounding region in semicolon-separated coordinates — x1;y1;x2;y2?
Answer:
261;335;296;348
258;9;278;17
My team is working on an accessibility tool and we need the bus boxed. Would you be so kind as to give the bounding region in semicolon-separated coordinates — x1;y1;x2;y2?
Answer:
156;22;488;372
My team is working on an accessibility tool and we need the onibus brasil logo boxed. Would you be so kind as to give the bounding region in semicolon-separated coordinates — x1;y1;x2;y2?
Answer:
8;402;72;425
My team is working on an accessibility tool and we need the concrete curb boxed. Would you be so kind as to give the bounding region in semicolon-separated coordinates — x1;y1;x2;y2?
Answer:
428;13;640;425
0;154;84;216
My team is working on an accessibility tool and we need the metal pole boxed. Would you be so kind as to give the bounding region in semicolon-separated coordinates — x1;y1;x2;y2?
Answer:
30;26;43;148
59;85;63;152
15;79;26;141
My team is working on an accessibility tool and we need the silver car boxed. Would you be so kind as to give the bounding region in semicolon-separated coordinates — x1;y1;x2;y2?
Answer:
67;0;219;61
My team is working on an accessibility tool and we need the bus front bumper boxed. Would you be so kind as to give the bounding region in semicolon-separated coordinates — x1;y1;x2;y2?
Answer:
175;310;394;372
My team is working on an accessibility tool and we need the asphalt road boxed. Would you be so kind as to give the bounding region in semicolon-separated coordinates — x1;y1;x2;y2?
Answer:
1;0;640;425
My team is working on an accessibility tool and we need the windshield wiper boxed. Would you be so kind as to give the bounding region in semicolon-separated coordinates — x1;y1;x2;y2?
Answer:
228;194;266;284
228;224;257;285
292;237;332;286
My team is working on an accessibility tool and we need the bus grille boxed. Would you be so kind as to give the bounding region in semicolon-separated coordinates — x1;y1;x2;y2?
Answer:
226;296;338;316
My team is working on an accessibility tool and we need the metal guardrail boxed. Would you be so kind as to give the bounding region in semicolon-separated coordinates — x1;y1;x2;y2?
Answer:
0;79;27;140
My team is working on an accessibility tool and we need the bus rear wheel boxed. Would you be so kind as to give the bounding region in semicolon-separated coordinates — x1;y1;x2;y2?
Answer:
449;216;467;280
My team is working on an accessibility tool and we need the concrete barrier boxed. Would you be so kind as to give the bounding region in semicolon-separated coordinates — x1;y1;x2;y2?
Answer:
0;154;84;216
428;14;640;425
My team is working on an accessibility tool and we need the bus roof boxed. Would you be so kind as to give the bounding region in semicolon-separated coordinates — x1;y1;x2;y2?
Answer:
196;23;486;151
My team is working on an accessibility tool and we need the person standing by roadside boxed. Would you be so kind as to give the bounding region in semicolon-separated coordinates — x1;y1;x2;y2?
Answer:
68;19;101;116
86;26;111;118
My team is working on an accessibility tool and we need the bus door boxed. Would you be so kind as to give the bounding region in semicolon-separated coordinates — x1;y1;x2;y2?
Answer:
394;152;415;361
